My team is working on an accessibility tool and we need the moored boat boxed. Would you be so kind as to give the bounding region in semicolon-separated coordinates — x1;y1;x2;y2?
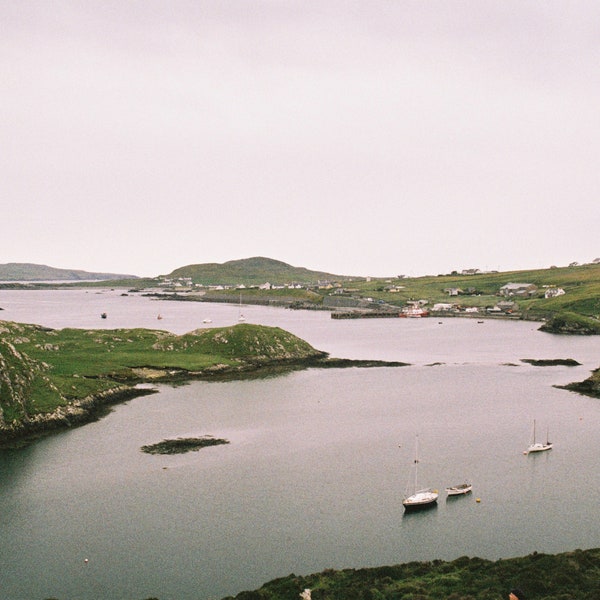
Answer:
401;304;430;318
526;420;552;454
402;436;438;511
445;483;473;496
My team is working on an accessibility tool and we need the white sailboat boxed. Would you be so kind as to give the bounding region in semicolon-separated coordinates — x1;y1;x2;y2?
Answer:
402;436;438;510
526;420;552;454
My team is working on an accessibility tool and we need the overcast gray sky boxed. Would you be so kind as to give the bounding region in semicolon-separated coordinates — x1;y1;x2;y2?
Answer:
2;1;599;277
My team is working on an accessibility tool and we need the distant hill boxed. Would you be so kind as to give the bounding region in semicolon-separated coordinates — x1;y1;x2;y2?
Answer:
165;257;361;285
0;263;138;282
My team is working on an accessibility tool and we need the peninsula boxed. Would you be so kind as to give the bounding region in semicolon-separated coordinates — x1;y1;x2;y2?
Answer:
0;320;408;445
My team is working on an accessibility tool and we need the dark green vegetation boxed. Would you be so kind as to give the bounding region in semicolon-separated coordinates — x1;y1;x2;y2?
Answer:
0;321;327;443
0;262;136;281
166;256;359;286
141;436;229;454
225;548;600;600
538;312;600;335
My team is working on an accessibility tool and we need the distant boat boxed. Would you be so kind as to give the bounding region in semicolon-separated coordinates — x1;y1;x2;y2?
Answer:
526;420;552;454
202;318;212;324
100;312;107;319
402;436;438;510
238;292;246;322
446;483;473;496
157;314;163;320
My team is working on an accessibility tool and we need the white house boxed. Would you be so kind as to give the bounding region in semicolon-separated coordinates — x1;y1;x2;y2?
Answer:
433;303;455;311
545;287;565;298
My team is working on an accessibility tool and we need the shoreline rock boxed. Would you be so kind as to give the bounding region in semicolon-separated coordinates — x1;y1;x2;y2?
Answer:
0;386;157;448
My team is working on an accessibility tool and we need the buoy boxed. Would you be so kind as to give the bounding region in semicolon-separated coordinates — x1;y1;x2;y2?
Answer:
84;558;89;564
476;498;481;503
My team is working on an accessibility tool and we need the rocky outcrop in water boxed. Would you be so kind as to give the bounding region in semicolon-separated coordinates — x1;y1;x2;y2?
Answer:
559;367;600;398
539;312;600;335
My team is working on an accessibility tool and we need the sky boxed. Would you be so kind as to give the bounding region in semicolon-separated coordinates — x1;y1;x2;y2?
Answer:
2;1;600;278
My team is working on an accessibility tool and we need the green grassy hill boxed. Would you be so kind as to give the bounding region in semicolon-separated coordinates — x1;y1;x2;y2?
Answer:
166;257;360;285
0;262;137;281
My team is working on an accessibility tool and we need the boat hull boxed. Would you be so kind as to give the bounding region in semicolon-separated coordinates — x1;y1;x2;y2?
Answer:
527;443;552;453
445;484;472;496
403;490;438;510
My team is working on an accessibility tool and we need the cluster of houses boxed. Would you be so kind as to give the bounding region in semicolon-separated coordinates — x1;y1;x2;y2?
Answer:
156;275;569;317
156;276;338;292
432;281;566;315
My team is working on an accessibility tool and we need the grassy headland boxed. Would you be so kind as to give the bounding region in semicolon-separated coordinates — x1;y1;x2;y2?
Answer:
223;548;600;600
0;321;329;443
0;320;407;444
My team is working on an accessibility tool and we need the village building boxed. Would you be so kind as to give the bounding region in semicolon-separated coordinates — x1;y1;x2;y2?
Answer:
432;303;455;311
444;287;463;296
498;282;538;297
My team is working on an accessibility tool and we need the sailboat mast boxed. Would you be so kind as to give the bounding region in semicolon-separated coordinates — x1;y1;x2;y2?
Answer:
414;435;419;493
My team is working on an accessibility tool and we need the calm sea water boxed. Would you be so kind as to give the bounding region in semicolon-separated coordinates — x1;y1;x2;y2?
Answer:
1;289;599;600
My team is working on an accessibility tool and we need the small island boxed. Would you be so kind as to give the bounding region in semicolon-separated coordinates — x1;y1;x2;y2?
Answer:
521;358;581;367
141;436;229;455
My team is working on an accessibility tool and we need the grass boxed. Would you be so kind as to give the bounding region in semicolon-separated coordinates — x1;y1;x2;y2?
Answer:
228;548;600;600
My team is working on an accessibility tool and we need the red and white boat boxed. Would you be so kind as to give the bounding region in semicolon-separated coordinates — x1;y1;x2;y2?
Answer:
401;304;430;318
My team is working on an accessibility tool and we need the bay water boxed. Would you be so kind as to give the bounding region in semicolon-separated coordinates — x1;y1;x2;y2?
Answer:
0;289;599;600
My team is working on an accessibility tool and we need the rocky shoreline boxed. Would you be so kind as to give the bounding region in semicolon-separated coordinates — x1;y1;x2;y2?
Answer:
558;367;600;398
0;386;157;448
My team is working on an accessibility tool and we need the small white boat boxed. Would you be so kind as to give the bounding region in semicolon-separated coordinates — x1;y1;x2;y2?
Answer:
526;420;552;454
402;436;438;510
202;318;212;323
446;483;473;496
238;292;246;321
